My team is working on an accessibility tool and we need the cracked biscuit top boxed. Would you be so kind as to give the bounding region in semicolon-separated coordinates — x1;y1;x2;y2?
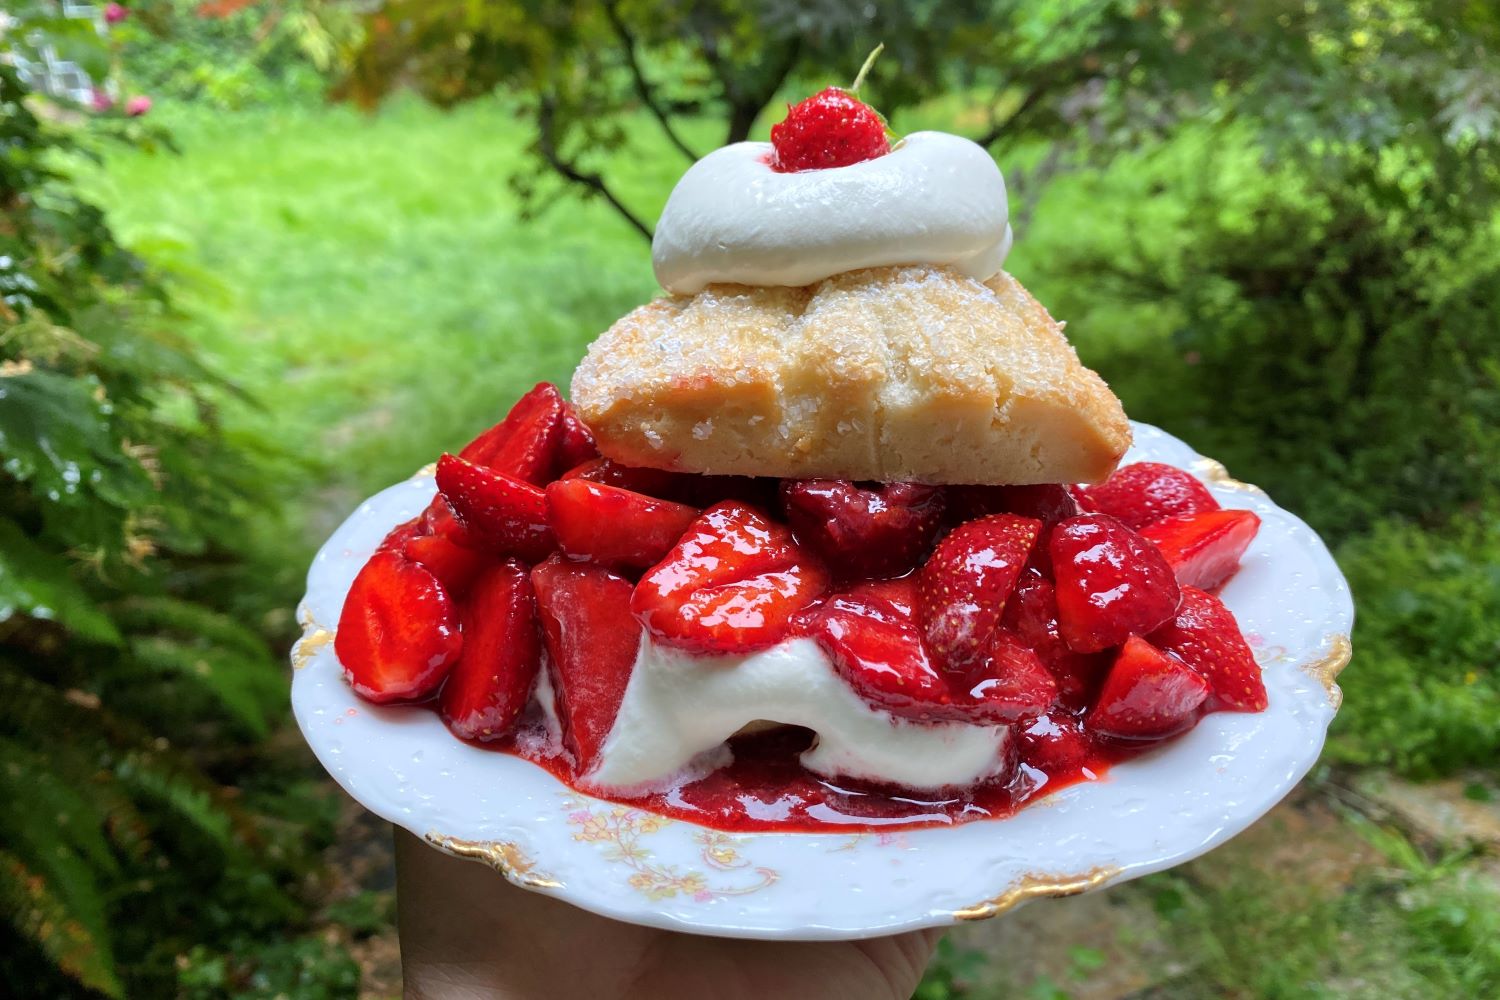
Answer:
571;265;1131;485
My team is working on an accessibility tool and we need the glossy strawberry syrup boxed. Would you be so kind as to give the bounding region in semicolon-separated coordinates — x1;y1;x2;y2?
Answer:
455;713;1147;834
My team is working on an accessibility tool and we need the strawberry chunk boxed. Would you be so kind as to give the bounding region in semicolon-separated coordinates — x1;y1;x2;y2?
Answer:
458;382;566;484
555;402;599;473
631;501;828;654
546;479;700;571
565;457;689;499
1083;462;1219;530
917;513;1041;672
1018;713;1094;775
336;551;462;703
960;631;1059;723
948;483;1082;527
1002;570;1111;710
1050;514;1182;653
780;479;945;580
421;495;476;547
403;533;488;595
532;556;642;772
1088;636;1210;739
799;578;954;721
1149;586;1267;712
1141;508;1261;591
438;561;541;741
376;515;428;553
434;453;555;562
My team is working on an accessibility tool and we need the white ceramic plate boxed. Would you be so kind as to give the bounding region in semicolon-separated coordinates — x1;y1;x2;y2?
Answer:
291;422;1353;940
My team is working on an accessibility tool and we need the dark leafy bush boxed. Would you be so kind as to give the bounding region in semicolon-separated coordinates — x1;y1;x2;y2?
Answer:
1;15;343;999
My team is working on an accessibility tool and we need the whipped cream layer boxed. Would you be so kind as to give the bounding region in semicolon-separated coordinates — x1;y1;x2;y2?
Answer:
584;634;1011;793
652;132;1013;294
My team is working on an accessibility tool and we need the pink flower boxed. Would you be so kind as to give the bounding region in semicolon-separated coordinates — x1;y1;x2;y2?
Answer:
104;4;129;24
90;88;114;112
125;95;152;117
692;890;713;902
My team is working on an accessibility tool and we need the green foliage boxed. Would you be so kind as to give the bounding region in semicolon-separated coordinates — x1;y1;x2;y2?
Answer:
119;0;363;109
0;13;336;998
1325;510;1500;775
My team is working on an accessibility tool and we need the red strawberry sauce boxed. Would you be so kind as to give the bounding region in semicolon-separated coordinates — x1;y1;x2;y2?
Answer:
442;712;1151;834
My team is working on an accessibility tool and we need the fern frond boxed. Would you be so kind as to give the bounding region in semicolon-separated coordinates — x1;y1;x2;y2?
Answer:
108;595;269;661
123;636;279;737
0;850;122;998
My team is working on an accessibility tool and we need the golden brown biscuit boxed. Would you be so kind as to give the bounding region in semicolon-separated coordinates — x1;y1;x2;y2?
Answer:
571;265;1131;485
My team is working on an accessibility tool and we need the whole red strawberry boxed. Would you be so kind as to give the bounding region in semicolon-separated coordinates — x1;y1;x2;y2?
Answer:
781;479;945;580
771;87;890;172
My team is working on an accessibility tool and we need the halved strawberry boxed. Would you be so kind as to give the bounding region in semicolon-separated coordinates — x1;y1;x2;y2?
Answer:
780;479;946;580
916;513;1041;672
799;578;955;721
532;556;642;772
403;533;487;595
434;453;555;562
1087;635;1210;740
1001;569;1111;710
961;631;1059;723
1083;462;1219;530
555;402;599;474
1141;508;1261;591
438;561;540;741
458;382;565;484
631;501;828;654
546;479;700;570
1018;713;1094;775
1149;586;1267;712
1050;514;1181;653
336;550;462;703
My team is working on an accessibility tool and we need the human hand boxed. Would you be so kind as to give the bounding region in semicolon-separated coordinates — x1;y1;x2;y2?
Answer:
394;828;943;1000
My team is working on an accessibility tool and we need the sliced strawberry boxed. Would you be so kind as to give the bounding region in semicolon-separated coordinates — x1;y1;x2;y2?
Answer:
1083;462;1219;530
403;533;488;595
421;495;476;546
1050;514;1181;653
546;479;700;570
631;501;828;654
532;556;642;772
434;453;555;562
458;382;566;484
1002;569;1111;710
438;561;541;741
336;550;462;703
1018;713;1094;775
1149;586;1267;712
780;479;945;580
799;578;956;721
1141;508;1261;591
555;402;599;474
960;631;1059;723
1087;635;1210;740
377;515;428;553
917;513;1041;672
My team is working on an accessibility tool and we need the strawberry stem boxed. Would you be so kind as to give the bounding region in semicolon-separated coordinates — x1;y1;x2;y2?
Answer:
850;43;884;94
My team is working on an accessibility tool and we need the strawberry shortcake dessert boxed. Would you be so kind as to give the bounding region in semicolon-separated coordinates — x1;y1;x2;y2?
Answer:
333;86;1267;832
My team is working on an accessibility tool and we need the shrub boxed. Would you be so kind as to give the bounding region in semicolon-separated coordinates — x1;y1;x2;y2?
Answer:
1;17;340;999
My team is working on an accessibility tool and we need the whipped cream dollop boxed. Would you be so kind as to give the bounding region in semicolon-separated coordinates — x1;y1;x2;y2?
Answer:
652;131;1013;294
584;634;1011;793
